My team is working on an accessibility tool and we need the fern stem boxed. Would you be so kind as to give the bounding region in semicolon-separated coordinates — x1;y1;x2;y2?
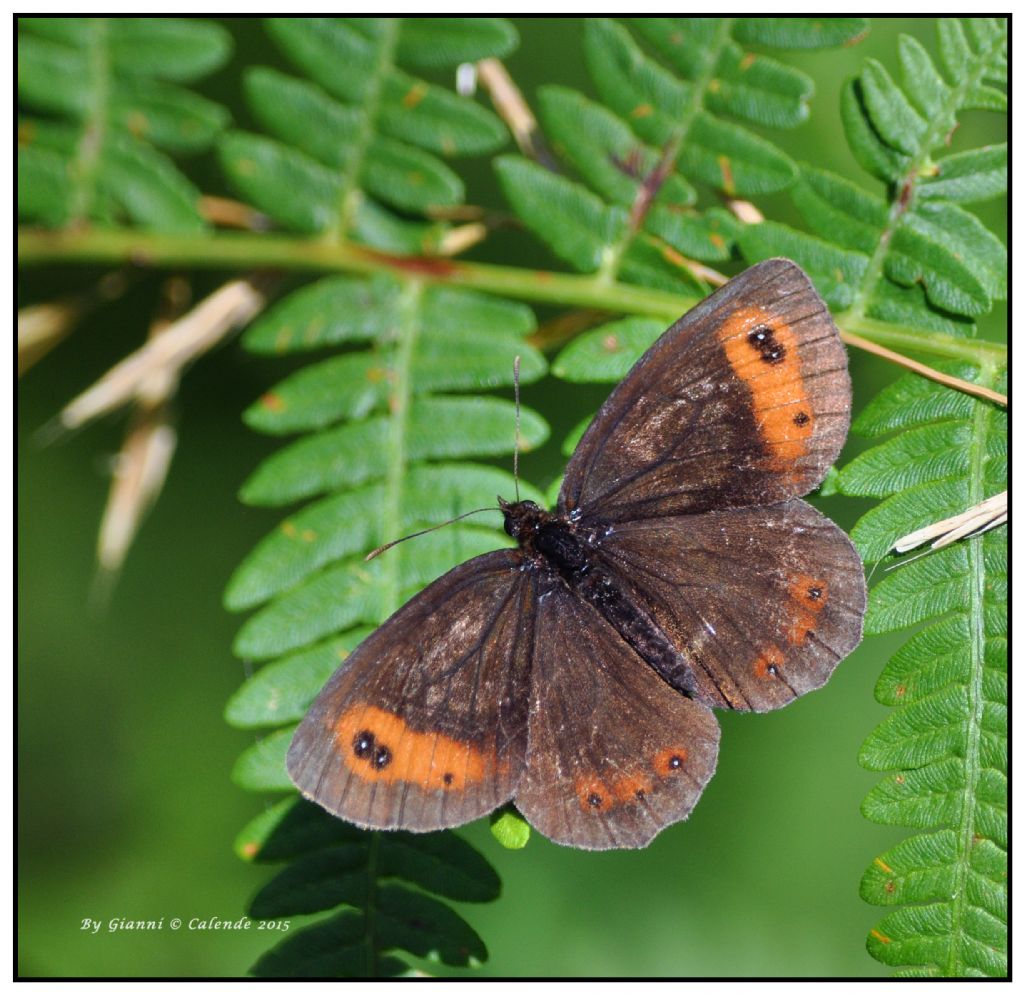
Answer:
20;227;1007;369
597;18;732;282
947;362;998;974
67;18;111;223
364;831;381;977
326;19;400;241
378;279;424;618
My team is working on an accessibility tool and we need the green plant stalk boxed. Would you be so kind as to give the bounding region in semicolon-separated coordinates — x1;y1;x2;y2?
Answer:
379;279;424;619
363;831;380;977
946;362;999;975
19;227;1006;366
327;19;400;240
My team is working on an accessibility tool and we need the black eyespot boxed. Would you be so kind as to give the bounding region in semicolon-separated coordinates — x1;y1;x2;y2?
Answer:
352;730;375;759
747;325;786;364
766;664;779;677
635;789;646;801
443;772;454;786
808;586;823;600
668;755;683;770
793;410;810;426
588;792;603;808
373;745;392;769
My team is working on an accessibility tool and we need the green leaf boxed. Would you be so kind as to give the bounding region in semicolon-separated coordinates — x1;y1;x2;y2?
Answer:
237;798;369;864
17;143;71;226
538;86;696;208
108;80;229;154
834;355;1006;977
732;17;869;49
917;144;1007;203
490;808;531;850
551;318;663;383
224;630;372;728
634;21;815;128
17;18;227;230
232;727;296;792
495;156;626;272
860;58;928;157
737;220;868;309
250;831;499;916
225;464;539;610
379;70;507;157
242;275;403;354
395;17;518;69
218;131;341;234
251;910;407;978
106;17;232;81
239;397;548;506
243;304;545;435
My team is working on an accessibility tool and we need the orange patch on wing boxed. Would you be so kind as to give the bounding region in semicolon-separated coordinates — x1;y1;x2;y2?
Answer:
653;747;689;777
718;306;814;472
790;575;829;610
612;772;654;803
784;575;828;645
334;704;496;792
576;771;654;812
753;646;784;679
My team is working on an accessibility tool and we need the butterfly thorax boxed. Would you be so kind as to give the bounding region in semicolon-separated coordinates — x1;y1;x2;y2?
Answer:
500;498;591;576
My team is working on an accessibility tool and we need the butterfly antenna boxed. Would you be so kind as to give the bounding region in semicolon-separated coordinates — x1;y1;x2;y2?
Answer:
365;507;498;561
513;355;521;502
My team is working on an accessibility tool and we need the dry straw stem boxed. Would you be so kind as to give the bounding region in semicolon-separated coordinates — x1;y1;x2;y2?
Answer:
894;490;1007;555
476;57;560;171
95;278;189;574
18;271;128;375
58;275;271;432
839;330;1008;407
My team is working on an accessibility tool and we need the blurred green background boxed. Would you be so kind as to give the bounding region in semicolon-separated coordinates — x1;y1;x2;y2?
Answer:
18;17;1005;977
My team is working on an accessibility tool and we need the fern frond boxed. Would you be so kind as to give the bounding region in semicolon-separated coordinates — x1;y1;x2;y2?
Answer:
217;17;512;251
496;17;865;294
220;17;535;976
834;364;1007;977
738;18;1007;335
18;17;230;229
234;799;498;976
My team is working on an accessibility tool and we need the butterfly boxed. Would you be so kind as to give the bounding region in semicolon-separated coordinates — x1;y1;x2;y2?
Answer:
287;258;867;850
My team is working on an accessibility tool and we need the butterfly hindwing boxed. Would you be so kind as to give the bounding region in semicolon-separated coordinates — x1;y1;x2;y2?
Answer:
559;258;851;522
287;550;534;832
593;499;866;712
515;579;720;850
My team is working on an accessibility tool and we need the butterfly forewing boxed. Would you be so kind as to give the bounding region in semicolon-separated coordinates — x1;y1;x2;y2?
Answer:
594;500;866;711
516;580;720;850
287;550;534;832
559;259;851;521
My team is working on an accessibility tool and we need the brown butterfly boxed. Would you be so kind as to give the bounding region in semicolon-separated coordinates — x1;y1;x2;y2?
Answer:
287;258;867;850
